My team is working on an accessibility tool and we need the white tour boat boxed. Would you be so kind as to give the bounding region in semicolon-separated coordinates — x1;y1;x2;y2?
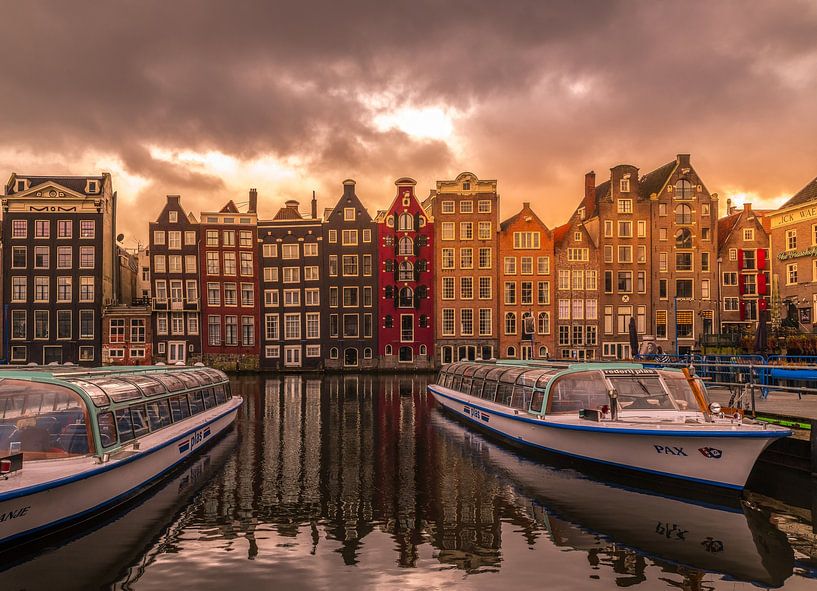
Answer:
429;361;790;490
0;364;243;545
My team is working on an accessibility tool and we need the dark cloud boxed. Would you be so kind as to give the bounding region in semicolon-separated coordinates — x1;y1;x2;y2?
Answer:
1;0;816;239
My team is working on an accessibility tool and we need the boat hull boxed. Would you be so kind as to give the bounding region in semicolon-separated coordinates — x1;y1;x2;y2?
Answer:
429;385;784;490
0;397;243;545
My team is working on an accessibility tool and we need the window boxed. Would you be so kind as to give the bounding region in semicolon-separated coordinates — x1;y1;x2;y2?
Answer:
675;228;692;248
34;219;50;239
223;252;236;275
617;271;632;293
168;231;182;249
283;267;300;283
787;263;798;285
617;198;632;213
400;315;414;342
398;213;413;231
604;271;613;293
479;309;492;336
168;255;182;273
240;283;254;306
343;287;359;307
571;270;584;291
241;317;255;346
34;246;49;269
637;220;647;238
240;252;253;276
362;229;372;243
504;312;517;335
34;310;49;339
263;244;278;258
674;179;693;200
224;283;238;306
460;200;473;213
306;313;321;339
729;248;738;261
460;222;473;240
441;309;455;336
398;236;413;256
478;247;492;269
478;222;492;240
57;276;71;302
701;279;710;299
701;252;710;272
567;248;588;262
786;230;797;251
225;316;238;345
185;231;197;245
618;221;632;237
604;220;613;238
659;252;668;272
676;279;693;298
57;310;72;340
586;299;598;320
58;220;72;239
603;245;613;264
206;252;219;275
520;257;533;275
442;277;455;300
34;276;49;301
80;220;95;238
478;200;491;213
513;232;540;249
724;297;739;311
618;245;632;264
675;204;692;225
328;230;337;243
80;276;94;302
441;201;455;214
12;220;27;239
504;282;517;305
558;269;570;290
208;316;222;346
441;222;455;240
676;252;693;271
743;249;756;270
342;229;359;245
659;279;668;299
537;281;550;305
722;272;738;286
265;314;280;340
283;289;301;307
558;299;570;320
303;243;318;257
479;277;492;300
79;310;94;339
572;299;584;320
460;248;473;269
11;276;26;302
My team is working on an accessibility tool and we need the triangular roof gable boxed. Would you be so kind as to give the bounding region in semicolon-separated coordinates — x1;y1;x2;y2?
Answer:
219;200;240;214
500;204;550;234
383;180;423;217
782;177;817;209
9;180;88;201
326;186;374;224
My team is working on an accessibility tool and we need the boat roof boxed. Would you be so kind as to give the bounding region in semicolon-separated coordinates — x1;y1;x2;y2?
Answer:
0;365;228;409
441;360;677;382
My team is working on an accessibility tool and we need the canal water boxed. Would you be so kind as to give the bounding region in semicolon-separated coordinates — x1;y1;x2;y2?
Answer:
2;374;817;590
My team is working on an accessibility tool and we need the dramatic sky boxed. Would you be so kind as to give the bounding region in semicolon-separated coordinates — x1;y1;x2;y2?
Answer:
2;0;816;244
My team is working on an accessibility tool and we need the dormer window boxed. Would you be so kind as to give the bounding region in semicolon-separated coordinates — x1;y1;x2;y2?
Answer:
344;207;355;221
463;181;471;190
14;179;28;192
85;179;100;194
574;231;582;242
169;211;178;223
620;178;630;193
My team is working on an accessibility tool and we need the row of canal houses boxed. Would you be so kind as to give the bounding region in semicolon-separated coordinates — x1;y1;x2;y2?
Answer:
3;156;817;369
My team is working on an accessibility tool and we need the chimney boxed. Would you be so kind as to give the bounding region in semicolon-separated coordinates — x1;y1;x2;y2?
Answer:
342;179;356;199
248;188;258;213
167;194;181;205
743;202;752;213
523;201;530;209
726;198;735;215
311;190;318;219
677;153;691;167
584;171;595;203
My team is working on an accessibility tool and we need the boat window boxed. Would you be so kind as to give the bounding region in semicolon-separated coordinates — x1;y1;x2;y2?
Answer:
609;376;676;411
120;375;166;398
148;373;186;392
63;379;110;407
516;369;556;388
481;378;498;402
660;371;706;411
115;408;135;443
530;390;546;413
510;386;534;410
214;386;227;405
175;372;203;389
547;372;610;414
202;368;227;383
146;400;173;430
89;378;142;403
0;379;90;459
536;374;556;390
130;405;150;438
471;378;485;398
188;391;205;415
451;373;463;392
170;394;191;421
496;382;515;406
224;383;232;399
202;388;216;409
98;411;117;448
215;384;230;402
461;375;473;396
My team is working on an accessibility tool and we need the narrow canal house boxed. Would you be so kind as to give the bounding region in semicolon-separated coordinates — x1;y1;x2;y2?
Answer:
425;172;499;363
647;154;719;354
497;202;555;360
258;196;325;370
323;180;378;370
2;173;116;365
101;302;153;364
716;201;771;335
148;194;201;364
377;178;434;368
200;191;260;370
594;165;653;360
552;172;602;360
769;176;817;329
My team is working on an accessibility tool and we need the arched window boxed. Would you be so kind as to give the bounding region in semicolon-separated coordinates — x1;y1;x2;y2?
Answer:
385;344;392;355
674;179;693;200
399;346;413;362
442;346;453;364
344;348;358;367
419;344;427;356
675;204;692;225
363;347;372;359
398;287;414;308
398;212;414;231
506;346;516;358
330;347;339;359
398;236;414;256
537;312;550;334
675;228;692;248
505;312;517;335
538;346;549;358
399;261;414;281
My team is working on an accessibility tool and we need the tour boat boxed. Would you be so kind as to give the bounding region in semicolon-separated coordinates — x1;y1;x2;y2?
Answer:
429;361;790;490
0;364;243;545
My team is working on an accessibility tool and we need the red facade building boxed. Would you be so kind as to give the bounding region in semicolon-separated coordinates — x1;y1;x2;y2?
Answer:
377;178;434;368
200;193;260;370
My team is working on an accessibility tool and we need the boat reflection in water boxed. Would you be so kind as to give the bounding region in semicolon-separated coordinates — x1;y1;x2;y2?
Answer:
0;428;238;589
431;408;794;587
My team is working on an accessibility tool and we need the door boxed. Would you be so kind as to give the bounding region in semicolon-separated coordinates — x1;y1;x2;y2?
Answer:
284;346;302;367
168;341;186;364
344;348;358;367
521;345;531;360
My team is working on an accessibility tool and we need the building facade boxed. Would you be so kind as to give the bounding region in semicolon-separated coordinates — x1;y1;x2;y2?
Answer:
148;195;201;364
717;202;771;334
102;304;153;365
323;180;378;370
769;176;817;330
553;173;602;360
258;197;325;371
427;172;499;363
200;193;260;370
648;154;719;354
377;178;434;368
2;173;116;365
498;202;555;360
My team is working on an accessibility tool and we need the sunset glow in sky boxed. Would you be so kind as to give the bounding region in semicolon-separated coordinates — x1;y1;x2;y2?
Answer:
2;1;816;244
